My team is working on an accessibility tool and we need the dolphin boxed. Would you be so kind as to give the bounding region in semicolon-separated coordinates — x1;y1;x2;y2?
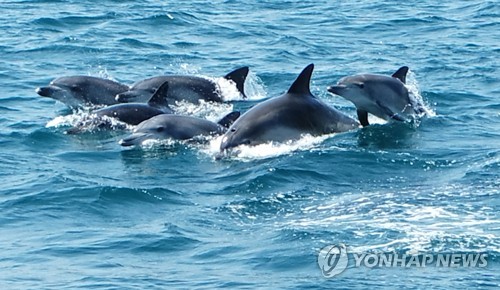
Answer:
119;111;241;146
219;64;360;151
115;66;249;105
327;66;426;126
66;81;173;134
36;76;129;109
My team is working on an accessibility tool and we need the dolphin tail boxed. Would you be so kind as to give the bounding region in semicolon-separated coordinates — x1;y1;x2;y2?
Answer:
147;81;170;108
217;111;241;128
392;66;409;84
287;64;314;96
224;67;249;99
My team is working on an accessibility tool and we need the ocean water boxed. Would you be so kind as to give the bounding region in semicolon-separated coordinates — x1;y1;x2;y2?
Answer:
1;0;499;289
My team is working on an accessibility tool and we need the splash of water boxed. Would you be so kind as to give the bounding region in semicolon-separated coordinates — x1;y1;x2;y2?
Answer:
213;70;267;101
46;111;132;133
171;100;234;123
203;134;334;161
406;69;436;118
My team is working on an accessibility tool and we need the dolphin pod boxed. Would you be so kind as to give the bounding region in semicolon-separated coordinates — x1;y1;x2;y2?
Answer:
38;63;426;152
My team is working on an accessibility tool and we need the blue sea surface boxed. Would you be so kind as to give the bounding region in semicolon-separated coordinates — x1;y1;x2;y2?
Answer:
0;0;499;289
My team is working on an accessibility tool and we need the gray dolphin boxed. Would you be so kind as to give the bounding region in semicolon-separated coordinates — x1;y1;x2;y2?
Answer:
66;81;173;134
119;111;241;146
36;76;129;109
327;66;425;126
219;64;360;151
115;66;249;105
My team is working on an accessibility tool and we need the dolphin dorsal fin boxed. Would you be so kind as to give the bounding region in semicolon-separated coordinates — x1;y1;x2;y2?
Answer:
392;66;409;84
287;64;314;96
217;111;241;128
147;80;169;107
224;67;249;99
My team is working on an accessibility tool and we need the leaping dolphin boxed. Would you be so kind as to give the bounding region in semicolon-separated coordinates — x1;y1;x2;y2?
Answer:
327;66;426;126
115;67;249;105
119;111;240;146
36;76;129;109
219;64;360;151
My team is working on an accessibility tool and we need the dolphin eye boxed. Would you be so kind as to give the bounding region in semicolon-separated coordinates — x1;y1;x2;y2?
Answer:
156;126;165;132
356;83;364;89
230;128;236;132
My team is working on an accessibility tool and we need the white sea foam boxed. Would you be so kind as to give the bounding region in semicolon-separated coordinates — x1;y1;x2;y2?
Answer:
168;64;267;102
283;186;500;255
406;69;435;118
139;138;178;149
46;113;85;128
172;100;234;123
202;133;335;161
212;70;267;101
45;111;131;132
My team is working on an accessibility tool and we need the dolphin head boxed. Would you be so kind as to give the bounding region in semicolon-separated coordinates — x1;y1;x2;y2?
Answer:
219;125;254;151
36;85;67;99
119;132;152;147
327;75;372;106
119;115;171;146
36;78;86;108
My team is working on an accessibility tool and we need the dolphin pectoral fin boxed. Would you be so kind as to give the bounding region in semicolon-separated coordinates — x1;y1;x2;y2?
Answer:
224;66;249;98
147;81;170;108
217;111;241;128
392;66;409;84
357;110;370;127
287;64;314;96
